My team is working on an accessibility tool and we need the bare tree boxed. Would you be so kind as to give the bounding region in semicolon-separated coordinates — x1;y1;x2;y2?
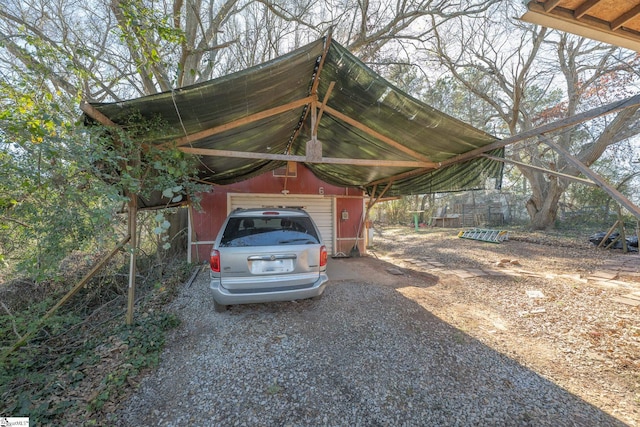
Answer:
1;0;500;100
0;0;509;271
427;2;640;229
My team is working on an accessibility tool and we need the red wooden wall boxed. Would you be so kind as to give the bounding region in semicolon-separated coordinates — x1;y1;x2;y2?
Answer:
189;164;365;261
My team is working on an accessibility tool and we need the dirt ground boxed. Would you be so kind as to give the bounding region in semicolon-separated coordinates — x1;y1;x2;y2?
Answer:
10;224;636;425
367;226;640;426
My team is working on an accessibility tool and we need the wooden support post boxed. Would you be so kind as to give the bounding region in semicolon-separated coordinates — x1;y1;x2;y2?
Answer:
605;233;621;250
126;194;138;325
598;220;619;249
83;98;142;325
306;100;323;162
543;139;640;220
187;203;197;264
616;204;628;253
314;81;335;135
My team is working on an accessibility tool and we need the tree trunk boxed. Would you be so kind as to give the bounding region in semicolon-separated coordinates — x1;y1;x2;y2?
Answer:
166;208;189;255
419;193;435;224
526;179;565;230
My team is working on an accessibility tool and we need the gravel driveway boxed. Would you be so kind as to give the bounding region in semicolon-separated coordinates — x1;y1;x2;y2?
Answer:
112;256;627;426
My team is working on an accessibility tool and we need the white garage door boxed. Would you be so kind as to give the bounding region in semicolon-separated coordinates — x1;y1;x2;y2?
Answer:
228;193;335;254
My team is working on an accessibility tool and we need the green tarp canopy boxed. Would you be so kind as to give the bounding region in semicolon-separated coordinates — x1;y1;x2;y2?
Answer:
84;37;504;202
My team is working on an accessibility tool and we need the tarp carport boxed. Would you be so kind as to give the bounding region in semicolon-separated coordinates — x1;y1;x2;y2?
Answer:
82;36;504;202
75;18;640;329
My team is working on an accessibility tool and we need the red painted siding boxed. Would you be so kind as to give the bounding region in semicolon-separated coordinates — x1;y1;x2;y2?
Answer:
334;197;366;255
190;164;364;261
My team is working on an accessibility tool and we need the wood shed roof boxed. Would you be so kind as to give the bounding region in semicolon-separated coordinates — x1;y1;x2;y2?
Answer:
522;0;640;51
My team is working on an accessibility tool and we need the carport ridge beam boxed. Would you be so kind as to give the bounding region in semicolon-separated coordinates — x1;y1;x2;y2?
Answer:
178;147;435;168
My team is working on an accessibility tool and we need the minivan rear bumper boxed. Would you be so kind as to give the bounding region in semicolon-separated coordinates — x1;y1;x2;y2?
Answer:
210;273;329;305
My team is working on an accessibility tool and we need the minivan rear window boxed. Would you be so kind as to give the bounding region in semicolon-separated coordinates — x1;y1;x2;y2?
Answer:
219;216;321;247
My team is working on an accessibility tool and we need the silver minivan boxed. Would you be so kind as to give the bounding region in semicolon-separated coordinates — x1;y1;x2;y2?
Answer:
209;208;329;312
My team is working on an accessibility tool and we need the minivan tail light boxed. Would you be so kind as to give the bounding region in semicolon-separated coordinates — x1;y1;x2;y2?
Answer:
320;245;328;267
210;249;220;272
